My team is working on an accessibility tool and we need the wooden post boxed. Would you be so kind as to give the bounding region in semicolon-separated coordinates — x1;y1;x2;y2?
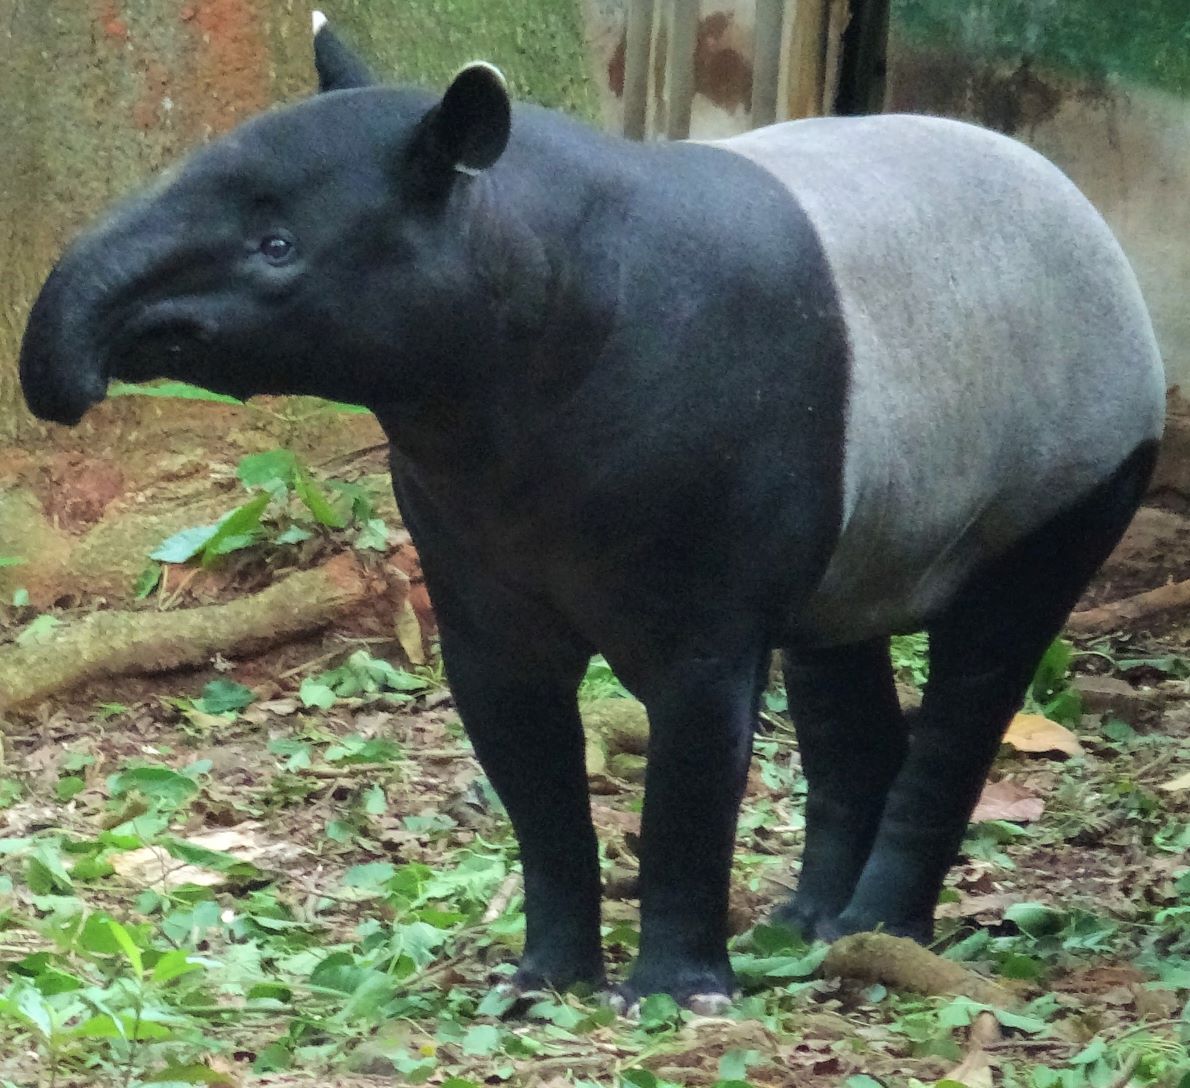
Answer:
623;0;655;139
786;0;830;119
820;0;853;115
663;0;699;140
752;0;786;128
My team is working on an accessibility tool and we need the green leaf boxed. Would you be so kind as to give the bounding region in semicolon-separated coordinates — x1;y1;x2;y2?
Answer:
150;949;205;986
160;837;262;880
110;765;200;809
275;524;313;545
355;518;389;551
11;587;30;607
718;1050;759;1080
151;523;223;564
1005;902;1063;937
150;493;270;565
55;776;86;803
105;916;144;976
294;467;346;528
143;1064;234;1084
70;1013;172;1040
636;993;682;1031
109;379;241;403
9;981;54;1040
16;614;61;647
299;679;337;709
196;679;255;714
621;1072;660;1088
0;555;26;567
842;1077;886;1088
26;844;74;894
133;562;162;599
236;449;298;490
461;1023;502;1057
198;492;270;567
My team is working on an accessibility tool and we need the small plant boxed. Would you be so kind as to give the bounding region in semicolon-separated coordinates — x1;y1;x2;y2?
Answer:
144;448;388;575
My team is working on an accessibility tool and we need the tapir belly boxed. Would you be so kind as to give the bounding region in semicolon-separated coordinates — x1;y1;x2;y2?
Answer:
708;115;1165;646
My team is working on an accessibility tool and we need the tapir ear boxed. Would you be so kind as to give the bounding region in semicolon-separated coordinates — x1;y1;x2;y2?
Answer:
416;62;511;177
312;11;376;92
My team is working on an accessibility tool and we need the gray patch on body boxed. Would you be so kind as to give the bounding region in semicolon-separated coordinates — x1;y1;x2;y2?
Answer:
706;115;1165;643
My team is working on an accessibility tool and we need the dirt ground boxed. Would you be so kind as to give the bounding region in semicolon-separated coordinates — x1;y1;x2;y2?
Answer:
1;394;1189;1087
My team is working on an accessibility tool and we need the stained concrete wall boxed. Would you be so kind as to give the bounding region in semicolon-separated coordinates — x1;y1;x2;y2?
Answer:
582;1;766;138
578;1;1189;391
886;0;1190;391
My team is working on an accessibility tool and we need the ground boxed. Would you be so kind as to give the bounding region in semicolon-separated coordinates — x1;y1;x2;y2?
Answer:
0;398;1188;1088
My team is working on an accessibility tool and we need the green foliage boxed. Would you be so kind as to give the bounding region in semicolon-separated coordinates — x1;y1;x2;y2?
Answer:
298;650;434;709
147;449;387;574
579;655;631;700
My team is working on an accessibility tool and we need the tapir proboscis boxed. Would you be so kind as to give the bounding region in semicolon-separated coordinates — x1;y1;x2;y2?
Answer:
19;14;1165;1010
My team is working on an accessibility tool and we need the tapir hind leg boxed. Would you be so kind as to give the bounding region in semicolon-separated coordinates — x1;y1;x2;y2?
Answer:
772;640;909;939
826;441;1158;942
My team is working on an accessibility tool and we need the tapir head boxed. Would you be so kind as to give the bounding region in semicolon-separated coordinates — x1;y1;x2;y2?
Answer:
19;15;513;424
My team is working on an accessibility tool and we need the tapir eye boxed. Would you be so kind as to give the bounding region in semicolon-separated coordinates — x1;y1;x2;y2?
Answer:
259;234;295;265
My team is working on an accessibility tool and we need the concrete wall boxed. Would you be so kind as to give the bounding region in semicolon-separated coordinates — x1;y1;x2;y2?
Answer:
582;1;767;138
579;1;1190;390
886;0;1190;391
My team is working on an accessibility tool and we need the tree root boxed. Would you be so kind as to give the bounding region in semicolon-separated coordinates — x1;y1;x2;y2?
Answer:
0;552;396;713
823;932;1017;1008
1067;577;1190;635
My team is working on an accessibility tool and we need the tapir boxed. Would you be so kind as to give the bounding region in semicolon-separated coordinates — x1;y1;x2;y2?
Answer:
19;15;1165;1009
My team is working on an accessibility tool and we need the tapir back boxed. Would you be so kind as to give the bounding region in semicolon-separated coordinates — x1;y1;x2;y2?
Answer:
711;115;1165;643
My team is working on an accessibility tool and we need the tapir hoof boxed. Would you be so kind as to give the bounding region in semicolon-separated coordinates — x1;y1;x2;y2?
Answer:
607;988;736;1019
770;898;836;943
614;956;737;1015
506;951;605;998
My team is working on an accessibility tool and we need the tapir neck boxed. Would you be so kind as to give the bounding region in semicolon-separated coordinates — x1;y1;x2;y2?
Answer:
374;108;642;479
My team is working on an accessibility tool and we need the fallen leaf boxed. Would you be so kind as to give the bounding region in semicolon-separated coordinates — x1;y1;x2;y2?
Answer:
971;779;1045;823
396;596;426;665
1002;713;1084;757
110;823;302;890
943;1045;993;1088
1159;769;1190;792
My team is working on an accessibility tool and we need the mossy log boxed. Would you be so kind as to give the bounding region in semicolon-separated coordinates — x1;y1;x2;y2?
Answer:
823;932;1017;1007
0;553;393;713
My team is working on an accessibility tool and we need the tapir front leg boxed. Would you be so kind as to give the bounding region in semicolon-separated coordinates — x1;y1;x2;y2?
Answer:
443;625;605;991
621;649;766;1009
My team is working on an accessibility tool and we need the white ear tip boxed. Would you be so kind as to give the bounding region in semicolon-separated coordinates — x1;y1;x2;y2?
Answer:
312;10;328;34
460;60;507;89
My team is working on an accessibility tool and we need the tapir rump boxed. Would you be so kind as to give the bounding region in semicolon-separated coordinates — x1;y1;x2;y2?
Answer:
20;15;1164;1008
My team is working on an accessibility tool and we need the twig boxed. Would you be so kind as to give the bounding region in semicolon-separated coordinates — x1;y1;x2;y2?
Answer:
1106;1052;1140;1088
482;873;522;922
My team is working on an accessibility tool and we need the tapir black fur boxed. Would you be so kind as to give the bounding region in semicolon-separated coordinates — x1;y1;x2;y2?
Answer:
19;17;1165;1008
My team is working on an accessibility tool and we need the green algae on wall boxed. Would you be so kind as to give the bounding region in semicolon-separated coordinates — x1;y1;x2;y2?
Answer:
330;0;600;119
894;0;1190;96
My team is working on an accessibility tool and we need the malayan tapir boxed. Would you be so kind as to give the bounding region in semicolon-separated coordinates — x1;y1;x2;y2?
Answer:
19;15;1165;1010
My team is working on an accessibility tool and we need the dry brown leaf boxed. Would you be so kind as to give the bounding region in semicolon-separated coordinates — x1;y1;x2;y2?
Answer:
971;778;1046;823
1002;713;1084;757
944;1046;994;1088
1159;769;1190;792
396;596;427;664
110;822;302;890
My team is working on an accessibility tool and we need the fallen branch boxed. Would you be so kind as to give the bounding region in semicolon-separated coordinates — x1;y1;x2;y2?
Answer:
823;932;1017;1008
0;552;394;713
1067;577;1190;635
